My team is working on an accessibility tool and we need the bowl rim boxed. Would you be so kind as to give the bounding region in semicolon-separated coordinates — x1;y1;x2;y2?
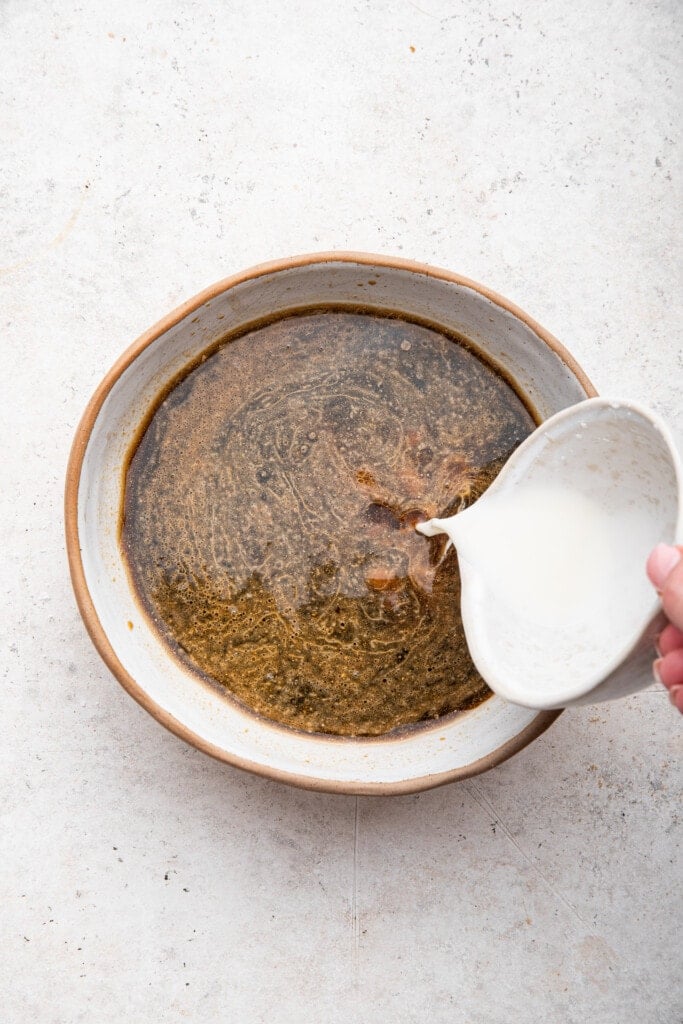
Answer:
64;251;596;794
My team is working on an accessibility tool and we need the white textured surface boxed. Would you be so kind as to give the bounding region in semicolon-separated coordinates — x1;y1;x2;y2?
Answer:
1;2;681;1022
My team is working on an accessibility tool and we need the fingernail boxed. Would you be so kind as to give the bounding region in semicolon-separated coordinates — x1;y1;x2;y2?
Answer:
653;659;663;685
647;544;681;589
654;636;662;658
669;686;682;707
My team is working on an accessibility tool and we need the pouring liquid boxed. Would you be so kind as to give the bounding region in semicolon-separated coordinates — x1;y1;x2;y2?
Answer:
422;486;620;627
418;480;658;699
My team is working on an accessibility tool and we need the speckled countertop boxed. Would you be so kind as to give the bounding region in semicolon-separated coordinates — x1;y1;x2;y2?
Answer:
1;2;681;1022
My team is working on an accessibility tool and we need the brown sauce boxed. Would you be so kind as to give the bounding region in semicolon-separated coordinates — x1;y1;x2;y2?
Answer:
121;309;536;736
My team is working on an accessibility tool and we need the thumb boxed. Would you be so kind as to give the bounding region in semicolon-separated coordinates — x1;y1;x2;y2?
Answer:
646;544;682;591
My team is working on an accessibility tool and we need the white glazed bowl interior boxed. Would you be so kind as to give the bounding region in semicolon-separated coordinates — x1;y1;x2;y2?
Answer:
70;255;594;793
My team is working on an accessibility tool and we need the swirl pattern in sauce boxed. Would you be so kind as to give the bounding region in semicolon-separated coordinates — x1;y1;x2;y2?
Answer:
121;311;535;735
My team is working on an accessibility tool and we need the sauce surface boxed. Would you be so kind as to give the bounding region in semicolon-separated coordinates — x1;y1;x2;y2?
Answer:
121;310;535;735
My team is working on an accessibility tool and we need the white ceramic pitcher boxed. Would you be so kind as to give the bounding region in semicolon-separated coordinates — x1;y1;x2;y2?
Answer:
418;398;683;709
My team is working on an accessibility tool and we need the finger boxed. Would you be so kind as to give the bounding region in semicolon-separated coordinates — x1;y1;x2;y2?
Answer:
660;558;683;631
669;686;683;714
657;623;683;656
647;543;682;590
654;649;683;689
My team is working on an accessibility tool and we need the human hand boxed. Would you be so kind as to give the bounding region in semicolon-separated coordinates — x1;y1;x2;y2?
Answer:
646;543;683;712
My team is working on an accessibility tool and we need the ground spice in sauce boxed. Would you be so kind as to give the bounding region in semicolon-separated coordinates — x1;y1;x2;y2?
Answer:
121;310;535;736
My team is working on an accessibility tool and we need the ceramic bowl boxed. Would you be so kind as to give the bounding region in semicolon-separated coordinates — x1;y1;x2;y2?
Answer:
65;253;596;794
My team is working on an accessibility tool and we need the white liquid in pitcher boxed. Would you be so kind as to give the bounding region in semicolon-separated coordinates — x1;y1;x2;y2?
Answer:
418;480;657;699
429;485;626;628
